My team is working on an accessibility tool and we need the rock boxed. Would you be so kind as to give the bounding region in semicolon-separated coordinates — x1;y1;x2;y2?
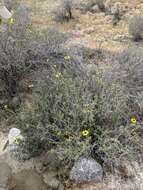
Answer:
70;157;103;183
8;128;23;145
12;170;47;190
0;162;12;189
0;6;12;20
91;5;100;13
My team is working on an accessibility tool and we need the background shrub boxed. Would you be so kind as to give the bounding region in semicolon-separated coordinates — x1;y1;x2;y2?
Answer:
96;0;105;11
105;47;143;131
53;0;73;23
129;14;143;41
0;5;33;100
0;0;71;102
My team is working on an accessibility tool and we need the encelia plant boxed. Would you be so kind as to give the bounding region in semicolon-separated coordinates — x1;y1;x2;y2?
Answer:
17;64;143;166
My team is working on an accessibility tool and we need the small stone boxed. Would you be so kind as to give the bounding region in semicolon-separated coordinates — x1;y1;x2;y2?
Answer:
0;162;12;189
70;157;103;183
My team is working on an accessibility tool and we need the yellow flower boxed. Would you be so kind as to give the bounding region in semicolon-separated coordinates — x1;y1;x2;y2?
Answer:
81;130;89;137
66;135;73;142
83;107;93;113
14;138;21;145
64;55;71;61
4;105;8;109
96;78;103;85
28;29;32;33
9;17;15;24
55;72;62;78
57;131;62;136
28;84;34;88
131;117;137;124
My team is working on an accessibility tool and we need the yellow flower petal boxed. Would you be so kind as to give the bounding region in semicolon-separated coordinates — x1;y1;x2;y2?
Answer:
4;105;8;109
131;117;137;124
81;130;89;137
64;55;71;61
55;72;62;78
9;17;14;24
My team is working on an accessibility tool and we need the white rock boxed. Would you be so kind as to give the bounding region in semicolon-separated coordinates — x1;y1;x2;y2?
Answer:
70;157;103;182
0;6;12;19
8;128;23;145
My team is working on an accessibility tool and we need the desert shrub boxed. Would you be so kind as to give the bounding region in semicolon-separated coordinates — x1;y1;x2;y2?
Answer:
96;0;105;11
111;2;124;25
79;0;96;13
15;62;143;165
0;4;33;100
129;14;143;41
107;47;143;121
53;0;73;23
115;48;143;93
104;0;112;14
0;1;70;103
79;0;105;13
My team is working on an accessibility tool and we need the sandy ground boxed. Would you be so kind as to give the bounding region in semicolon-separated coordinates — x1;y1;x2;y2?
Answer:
24;0;143;53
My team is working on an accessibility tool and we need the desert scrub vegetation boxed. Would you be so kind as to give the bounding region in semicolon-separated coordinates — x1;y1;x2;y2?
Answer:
16;61;143;166
95;0;105;11
129;14;143;41
0;1;143;172
52;0;74;23
79;0;105;13
0;4;33;101
0;1;70;108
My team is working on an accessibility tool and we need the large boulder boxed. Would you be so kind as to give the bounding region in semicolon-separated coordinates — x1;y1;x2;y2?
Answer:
0;162;12;189
70;157;103;183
